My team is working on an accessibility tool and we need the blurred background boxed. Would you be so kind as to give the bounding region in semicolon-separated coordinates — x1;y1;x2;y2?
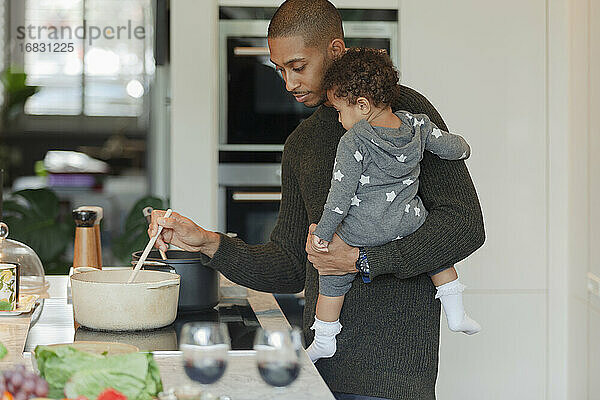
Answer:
0;0;168;273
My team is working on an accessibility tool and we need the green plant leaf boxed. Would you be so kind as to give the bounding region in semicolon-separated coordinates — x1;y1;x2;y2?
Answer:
13;188;60;219
112;196;167;263
1;67;39;121
1;68;28;92
124;197;166;231
2;199;33;216
3;188;73;273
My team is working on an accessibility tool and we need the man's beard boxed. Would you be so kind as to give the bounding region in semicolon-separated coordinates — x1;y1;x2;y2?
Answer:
304;91;327;108
303;54;333;108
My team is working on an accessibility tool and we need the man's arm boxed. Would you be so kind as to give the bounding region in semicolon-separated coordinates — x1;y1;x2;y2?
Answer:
364;85;485;279
153;141;309;293
204;145;309;293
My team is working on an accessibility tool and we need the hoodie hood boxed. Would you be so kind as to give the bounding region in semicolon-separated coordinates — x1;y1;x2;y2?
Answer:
350;112;422;178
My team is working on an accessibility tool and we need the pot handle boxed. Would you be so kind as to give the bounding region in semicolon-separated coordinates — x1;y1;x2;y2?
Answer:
73;266;100;274
146;280;180;290
132;260;177;274
131;260;170;267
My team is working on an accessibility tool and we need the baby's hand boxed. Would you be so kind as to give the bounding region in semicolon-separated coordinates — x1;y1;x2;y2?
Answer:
311;235;330;253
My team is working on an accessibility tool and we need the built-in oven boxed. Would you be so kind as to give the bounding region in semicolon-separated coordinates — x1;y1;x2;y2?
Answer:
225;187;281;244
218;163;282;242
218;6;399;230
219;6;399;152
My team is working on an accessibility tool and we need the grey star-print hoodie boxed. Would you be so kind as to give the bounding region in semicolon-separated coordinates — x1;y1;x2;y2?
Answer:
313;110;471;247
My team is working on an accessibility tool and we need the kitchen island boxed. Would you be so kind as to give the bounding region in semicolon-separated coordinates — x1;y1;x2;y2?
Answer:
1;275;334;400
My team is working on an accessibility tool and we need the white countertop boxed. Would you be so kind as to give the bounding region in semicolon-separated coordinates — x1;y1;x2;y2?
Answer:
8;275;334;400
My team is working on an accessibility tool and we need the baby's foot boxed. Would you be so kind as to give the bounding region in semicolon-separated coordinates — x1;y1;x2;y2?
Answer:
307;318;342;363
447;313;481;335
436;279;481;335
306;336;337;362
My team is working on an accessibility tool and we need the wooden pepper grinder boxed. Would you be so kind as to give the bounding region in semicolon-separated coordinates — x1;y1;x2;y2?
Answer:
75;206;103;268
72;209;100;269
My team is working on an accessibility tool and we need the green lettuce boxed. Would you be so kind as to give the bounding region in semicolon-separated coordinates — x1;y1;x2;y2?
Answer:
0;341;7;360
34;345;163;400
64;370;147;400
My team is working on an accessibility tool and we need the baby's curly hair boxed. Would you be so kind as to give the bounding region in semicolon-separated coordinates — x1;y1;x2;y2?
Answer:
323;47;400;107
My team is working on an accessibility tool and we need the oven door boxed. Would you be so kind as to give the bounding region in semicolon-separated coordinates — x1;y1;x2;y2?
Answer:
219;19;398;150
225;187;281;245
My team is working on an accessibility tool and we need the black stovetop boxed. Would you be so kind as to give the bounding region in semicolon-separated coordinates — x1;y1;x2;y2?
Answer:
73;300;261;351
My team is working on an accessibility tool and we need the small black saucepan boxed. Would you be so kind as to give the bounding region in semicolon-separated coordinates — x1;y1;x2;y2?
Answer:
132;250;219;312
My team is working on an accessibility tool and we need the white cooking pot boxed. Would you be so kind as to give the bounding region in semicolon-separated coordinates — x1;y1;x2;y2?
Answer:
71;269;180;331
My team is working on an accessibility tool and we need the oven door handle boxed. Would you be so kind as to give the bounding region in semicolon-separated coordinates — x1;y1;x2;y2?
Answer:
233;46;270;56
231;192;282;202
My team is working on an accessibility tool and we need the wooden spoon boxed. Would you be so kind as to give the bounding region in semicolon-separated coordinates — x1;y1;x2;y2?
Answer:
127;209;172;283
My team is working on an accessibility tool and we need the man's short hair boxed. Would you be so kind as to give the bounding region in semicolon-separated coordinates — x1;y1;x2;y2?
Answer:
268;0;344;48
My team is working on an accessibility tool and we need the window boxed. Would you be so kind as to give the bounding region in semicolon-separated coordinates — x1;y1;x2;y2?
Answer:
18;0;154;117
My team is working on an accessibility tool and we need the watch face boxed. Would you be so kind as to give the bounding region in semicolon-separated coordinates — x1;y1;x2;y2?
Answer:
357;258;368;273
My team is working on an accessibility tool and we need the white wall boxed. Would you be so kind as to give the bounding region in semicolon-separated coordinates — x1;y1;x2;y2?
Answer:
588;0;600;397
399;1;548;398
547;0;570;397
566;1;590;398
170;0;219;229
569;0;600;399
400;0;599;398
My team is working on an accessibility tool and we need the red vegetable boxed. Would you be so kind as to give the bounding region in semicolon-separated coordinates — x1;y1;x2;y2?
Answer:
97;389;126;400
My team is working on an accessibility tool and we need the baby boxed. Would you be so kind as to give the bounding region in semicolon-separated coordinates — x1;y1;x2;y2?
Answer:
306;48;481;363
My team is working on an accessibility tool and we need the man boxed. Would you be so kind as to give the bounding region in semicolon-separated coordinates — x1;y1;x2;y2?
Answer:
150;1;485;399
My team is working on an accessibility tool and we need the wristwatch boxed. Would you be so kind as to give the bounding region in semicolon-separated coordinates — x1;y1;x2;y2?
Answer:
356;248;371;283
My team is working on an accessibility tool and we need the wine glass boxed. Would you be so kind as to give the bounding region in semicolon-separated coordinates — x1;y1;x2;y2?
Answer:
253;327;304;392
180;322;231;399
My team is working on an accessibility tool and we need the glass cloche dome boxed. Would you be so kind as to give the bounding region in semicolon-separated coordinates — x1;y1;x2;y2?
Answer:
0;222;46;295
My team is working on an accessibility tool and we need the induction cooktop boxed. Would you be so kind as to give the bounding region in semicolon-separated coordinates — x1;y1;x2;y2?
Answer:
73;300;261;351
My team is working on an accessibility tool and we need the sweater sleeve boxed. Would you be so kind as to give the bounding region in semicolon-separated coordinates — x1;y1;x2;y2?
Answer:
200;141;308;293
366;86;485;280
313;135;363;242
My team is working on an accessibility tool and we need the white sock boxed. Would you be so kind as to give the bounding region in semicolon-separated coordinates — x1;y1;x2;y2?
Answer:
306;317;342;363
436;279;481;335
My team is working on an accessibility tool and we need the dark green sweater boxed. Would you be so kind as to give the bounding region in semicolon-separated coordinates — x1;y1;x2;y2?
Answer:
203;85;485;399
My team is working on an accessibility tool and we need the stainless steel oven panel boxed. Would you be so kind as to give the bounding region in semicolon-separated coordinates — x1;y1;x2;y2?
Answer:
219;19;399;150
231;191;282;202
218;163;282;186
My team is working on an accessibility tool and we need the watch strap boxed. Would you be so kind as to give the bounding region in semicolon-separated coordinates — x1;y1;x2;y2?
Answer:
356;248;371;283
